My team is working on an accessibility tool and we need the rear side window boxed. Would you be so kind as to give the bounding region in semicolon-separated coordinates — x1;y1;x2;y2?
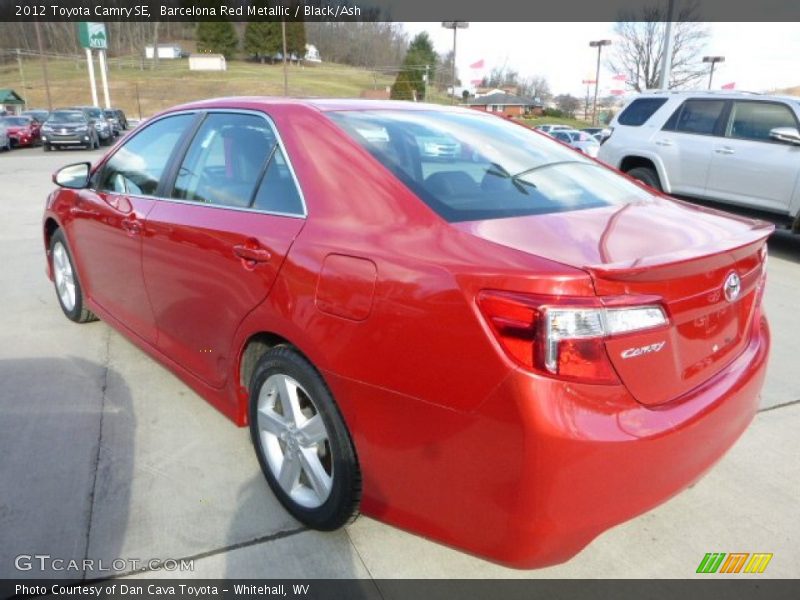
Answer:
662;99;726;135
726;101;798;142
172;112;303;215
617;98;668;126
96;114;193;196
328;110;654;222
173;113;276;208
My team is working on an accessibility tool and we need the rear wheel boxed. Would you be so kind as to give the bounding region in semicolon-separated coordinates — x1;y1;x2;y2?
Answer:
249;346;360;530
626;166;662;191
50;229;97;323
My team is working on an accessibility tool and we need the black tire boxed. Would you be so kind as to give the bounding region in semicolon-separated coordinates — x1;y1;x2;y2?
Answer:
43;143;51;152
249;346;360;530
50;229;97;323
626;166;662;191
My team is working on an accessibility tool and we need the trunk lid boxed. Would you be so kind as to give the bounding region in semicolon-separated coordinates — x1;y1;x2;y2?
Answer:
454;198;771;405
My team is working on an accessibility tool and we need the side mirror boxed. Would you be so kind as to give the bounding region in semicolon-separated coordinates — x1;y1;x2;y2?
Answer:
53;162;91;189
769;127;800;146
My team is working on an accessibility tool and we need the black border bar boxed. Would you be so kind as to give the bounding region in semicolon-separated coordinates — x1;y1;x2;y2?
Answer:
1;0;800;22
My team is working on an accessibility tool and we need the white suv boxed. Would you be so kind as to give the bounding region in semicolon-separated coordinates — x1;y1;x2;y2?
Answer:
598;91;800;231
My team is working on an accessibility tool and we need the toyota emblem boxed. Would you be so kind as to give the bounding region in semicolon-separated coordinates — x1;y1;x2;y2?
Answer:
723;272;741;302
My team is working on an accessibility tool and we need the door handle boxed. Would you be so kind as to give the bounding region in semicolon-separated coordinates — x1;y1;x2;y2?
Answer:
715;147;735;155
655;139;673;146
121;218;142;235
233;245;271;263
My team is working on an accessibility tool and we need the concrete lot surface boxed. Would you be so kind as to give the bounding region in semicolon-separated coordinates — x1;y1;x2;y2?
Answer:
1;146;798;580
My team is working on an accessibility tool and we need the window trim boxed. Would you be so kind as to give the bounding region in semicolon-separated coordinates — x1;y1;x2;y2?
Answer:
723;99;800;145
660;98;729;138
94;108;308;219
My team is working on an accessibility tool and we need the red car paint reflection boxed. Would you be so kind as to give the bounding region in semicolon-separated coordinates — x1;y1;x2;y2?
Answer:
42;98;771;568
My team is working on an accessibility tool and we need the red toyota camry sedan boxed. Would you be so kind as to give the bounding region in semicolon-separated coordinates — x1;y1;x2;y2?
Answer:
42;98;771;568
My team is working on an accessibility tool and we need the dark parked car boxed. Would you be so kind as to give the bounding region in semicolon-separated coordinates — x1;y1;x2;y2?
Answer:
41;109;100;150
22;109;50;123
43;98;771;569
103;109;123;136
67;106;113;145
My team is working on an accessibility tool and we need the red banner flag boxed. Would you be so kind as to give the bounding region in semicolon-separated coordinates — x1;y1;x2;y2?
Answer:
721;82;736;90
469;59;485;69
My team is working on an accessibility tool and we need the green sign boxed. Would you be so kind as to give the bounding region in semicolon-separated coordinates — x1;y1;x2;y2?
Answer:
78;22;107;50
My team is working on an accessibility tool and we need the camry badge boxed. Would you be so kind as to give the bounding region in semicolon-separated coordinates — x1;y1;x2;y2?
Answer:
723;272;741;303
621;341;666;359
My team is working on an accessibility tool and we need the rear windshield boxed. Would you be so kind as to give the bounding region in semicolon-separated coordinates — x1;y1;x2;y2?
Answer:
328;110;653;222
618;98;668;126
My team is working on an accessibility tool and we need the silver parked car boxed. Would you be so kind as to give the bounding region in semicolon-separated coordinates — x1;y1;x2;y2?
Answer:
0;121;11;152
598;90;800;232
550;129;601;157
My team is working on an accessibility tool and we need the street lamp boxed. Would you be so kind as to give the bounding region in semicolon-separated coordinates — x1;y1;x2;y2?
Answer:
703;56;725;90
589;39;611;125
442;21;469;104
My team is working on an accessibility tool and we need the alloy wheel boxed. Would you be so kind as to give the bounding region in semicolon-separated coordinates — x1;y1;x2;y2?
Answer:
256;374;333;508
53;242;76;311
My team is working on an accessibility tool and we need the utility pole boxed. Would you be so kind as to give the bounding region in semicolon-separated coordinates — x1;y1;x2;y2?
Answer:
16;49;27;110
33;21;52;111
589;39;611;126
658;0;677;90
282;21;288;96
442;22;469;105
424;65;430;102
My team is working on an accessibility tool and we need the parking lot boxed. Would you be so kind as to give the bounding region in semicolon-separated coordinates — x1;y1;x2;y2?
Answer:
1;145;798;580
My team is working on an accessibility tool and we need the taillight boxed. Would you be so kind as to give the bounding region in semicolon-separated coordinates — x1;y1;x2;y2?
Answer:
477;291;668;384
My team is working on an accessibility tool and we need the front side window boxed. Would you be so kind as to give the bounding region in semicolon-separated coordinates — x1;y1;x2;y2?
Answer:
328;110;654;222
172;113;278;208
96;114;193;196
726;101;798;142
663;99;726;135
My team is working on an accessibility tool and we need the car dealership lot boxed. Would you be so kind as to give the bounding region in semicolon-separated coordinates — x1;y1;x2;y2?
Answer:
1;146;798;579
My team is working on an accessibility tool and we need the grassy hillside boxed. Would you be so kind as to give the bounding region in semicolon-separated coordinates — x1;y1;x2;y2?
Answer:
0;54;402;118
520;116;593;129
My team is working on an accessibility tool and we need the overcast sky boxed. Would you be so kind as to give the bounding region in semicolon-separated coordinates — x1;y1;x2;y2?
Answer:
403;22;800;98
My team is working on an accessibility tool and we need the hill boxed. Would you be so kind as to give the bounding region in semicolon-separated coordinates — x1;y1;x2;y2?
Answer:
0;54;405;117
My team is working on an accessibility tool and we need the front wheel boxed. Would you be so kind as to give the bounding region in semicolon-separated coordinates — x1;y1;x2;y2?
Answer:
43;143;51;152
50;229;97;323
626;166;663;191
249;346;361;530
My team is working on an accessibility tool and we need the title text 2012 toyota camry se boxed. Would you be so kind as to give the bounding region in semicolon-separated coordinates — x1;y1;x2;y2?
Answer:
42;99;771;568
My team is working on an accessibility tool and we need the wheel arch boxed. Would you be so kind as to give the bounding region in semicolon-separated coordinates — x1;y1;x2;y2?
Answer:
618;154;671;192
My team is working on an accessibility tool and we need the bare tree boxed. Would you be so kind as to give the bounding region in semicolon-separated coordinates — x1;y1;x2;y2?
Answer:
554;94;581;117
480;67;551;100
606;0;710;92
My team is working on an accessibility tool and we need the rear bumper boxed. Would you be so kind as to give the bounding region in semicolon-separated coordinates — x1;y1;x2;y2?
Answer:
333;315;769;568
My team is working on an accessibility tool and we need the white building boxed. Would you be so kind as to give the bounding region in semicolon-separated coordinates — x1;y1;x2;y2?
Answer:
145;44;183;60
189;54;227;72
304;44;321;63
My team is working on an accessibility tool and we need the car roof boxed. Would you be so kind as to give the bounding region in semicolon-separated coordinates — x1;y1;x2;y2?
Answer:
635;90;796;102
168;97;474;114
